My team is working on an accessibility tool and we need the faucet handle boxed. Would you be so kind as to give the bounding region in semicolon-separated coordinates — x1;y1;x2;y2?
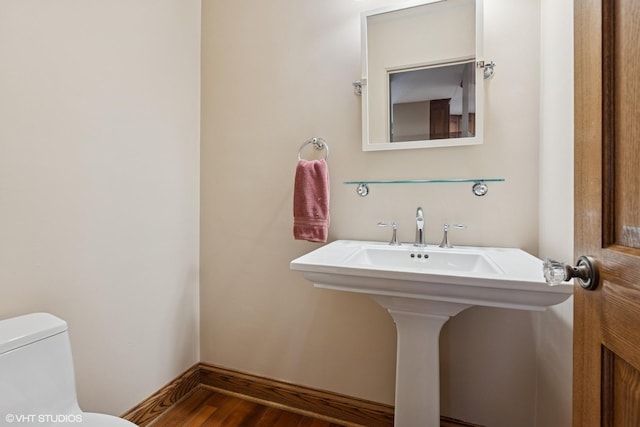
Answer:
439;223;466;248
378;222;400;245
447;223;467;231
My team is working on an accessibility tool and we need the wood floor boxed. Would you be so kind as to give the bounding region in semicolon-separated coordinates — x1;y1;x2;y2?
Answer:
149;386;350;427
148;385;483;427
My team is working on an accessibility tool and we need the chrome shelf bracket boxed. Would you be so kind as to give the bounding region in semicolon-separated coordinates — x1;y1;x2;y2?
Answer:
352;80;363;96
477;60;496;79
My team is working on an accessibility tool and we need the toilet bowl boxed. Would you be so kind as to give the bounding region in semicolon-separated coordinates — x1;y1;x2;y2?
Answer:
0;313;138;426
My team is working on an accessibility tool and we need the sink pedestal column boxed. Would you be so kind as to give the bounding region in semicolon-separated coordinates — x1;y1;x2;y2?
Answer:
372;297;471;427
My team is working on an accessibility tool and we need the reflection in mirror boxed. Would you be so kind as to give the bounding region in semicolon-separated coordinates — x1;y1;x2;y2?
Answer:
390;60;475;142
361;0;483;151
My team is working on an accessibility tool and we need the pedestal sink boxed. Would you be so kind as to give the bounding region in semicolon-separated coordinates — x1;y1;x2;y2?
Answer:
290;240;573;427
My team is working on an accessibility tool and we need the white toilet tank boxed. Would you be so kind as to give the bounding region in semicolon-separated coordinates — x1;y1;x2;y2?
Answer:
0;313;137;426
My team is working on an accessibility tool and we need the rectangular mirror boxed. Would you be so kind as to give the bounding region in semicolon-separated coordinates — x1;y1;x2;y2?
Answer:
361;0;484;151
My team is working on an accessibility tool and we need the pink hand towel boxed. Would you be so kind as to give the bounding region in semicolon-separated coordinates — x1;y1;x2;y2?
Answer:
293;159;330;242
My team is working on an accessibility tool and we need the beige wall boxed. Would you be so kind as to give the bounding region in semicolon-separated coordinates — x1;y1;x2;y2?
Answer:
201;1;547;426
536;0;574;426
0;0;201;416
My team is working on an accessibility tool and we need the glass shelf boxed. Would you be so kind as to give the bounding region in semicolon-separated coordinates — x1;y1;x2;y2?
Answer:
343;178;505;197
344;178;505;185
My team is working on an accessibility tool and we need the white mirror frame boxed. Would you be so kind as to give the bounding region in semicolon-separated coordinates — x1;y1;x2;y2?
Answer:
361;0;484;151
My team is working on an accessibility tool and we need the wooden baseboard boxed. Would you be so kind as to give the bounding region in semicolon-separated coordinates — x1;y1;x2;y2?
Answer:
441;418;485;427
199;363;394;427
121;364;200;426
121;362;483;427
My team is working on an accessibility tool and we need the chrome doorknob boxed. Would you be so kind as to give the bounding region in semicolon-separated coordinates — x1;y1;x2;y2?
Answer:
543;256;599;290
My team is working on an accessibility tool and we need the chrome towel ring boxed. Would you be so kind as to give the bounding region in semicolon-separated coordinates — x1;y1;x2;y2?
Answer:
297;137;329;161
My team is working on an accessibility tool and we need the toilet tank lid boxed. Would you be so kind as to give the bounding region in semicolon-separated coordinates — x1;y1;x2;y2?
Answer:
0;313;68;355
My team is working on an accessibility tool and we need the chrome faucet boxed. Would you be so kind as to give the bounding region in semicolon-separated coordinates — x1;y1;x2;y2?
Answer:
439;223;467;248
378;222;400;245
414;207;426;246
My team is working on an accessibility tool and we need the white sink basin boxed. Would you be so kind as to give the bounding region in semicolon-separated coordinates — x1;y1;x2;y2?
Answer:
345;244;502;274
291;240;572;311
291;240;573;427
